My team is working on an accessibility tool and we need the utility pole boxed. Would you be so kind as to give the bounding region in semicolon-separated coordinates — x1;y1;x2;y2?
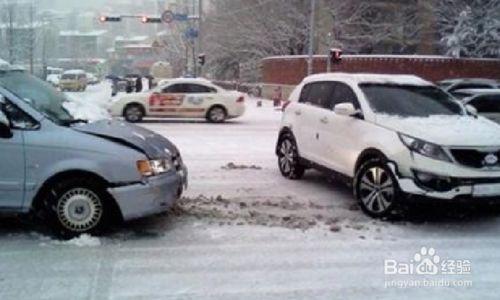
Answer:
7;3;15;64
28;0;35;74
197;0;203;76
307;0;316;76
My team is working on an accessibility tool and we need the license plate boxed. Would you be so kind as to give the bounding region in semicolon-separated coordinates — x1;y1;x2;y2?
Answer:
473;183;500;197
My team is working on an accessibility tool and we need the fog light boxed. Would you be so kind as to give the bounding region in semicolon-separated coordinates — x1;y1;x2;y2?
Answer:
412;170;456;192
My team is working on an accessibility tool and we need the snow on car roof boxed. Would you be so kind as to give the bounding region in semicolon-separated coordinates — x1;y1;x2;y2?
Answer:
304;73;433;86
64;69;86;74
166;77;214;85
460;88;500;95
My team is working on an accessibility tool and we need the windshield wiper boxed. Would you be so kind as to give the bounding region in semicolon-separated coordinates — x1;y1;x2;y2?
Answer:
62;119;88;126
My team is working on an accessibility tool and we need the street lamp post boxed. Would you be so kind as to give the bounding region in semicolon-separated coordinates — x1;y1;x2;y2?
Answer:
307;0;316;76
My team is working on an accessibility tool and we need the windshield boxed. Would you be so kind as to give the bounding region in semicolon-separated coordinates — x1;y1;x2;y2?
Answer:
61;74;77;80
0;71;74;124
360;84;464;117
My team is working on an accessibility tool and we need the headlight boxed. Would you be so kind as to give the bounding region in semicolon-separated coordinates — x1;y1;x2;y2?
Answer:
398;133;452;162
136;158;173;177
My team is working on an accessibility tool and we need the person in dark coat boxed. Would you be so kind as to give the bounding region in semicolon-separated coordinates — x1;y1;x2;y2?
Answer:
135;76;143;93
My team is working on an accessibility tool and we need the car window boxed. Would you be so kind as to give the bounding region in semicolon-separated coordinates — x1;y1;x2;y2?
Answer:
0;71;74;124
450;83;492;91
360;84;464;117
163;84;189;93
61;74;76;80
330;82;360;110
0;97;38;130
299;82;335;108
187;84;216;93
469;95;500;113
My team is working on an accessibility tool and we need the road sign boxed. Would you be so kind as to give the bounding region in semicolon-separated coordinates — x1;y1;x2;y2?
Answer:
174;13;189;21
185;28;199;39
161;10;174;23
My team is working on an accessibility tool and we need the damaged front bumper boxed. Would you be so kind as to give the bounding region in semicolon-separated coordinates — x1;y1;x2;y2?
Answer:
108;165;188;221
388;162;500;201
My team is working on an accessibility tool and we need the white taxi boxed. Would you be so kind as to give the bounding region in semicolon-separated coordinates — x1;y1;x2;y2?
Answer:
110;78;246;123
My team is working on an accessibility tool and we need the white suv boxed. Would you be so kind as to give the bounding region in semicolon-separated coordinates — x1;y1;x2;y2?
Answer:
276;73;500;218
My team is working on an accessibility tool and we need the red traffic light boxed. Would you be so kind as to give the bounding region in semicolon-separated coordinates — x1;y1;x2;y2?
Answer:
141;16;162;23
99;16;122;22
330;48;342;64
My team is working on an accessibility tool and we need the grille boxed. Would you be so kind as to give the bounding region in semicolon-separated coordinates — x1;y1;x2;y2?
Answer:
450;149;500;168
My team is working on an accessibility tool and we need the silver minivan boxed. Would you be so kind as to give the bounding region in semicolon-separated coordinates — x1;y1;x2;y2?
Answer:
0;64;187;237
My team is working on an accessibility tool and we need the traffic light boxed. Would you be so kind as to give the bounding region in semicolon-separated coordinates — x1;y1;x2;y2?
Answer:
330;48;342;64
198;53;206;66
99;16;122;22
141;16;162;23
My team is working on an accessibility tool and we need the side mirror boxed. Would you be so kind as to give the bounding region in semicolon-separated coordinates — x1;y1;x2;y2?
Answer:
334;102;358;117
465;104;478;116
0;110;12;139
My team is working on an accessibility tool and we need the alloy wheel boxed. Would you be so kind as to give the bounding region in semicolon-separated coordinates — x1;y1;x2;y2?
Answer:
359;167;395;214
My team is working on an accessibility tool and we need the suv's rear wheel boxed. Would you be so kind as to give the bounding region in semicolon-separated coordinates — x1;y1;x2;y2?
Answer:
354;159;399;218
44;178;109;237
277;133;305;179
124;104;144;123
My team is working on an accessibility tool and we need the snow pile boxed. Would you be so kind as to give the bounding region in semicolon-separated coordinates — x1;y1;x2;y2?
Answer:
63;83;112;122
63;99;110;122
57;234;101;247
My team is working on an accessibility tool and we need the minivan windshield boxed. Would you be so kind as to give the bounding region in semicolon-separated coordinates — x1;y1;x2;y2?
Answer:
0;71;74;124
360;84;464;117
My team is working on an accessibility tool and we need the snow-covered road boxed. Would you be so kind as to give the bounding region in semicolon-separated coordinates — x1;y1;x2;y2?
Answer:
0;84;499;299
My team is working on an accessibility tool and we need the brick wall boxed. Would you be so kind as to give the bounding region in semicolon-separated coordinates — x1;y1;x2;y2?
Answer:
262;55;500;86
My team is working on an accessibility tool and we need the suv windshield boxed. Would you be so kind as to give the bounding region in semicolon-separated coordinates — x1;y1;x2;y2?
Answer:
360;84;464;117
0;71;74;124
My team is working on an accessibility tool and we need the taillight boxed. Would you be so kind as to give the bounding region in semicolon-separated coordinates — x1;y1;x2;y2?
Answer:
236;96;245;103
282;100;291;112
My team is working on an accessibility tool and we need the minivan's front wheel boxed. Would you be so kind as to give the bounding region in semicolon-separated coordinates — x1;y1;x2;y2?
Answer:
45;178;109;237
277;134;305;179
354;159;399;218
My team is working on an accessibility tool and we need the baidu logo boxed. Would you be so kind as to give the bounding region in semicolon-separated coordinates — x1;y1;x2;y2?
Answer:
384;246;471;276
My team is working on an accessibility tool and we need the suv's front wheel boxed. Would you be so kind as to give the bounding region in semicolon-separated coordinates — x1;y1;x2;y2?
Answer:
277;133;305;179
354;159;400;218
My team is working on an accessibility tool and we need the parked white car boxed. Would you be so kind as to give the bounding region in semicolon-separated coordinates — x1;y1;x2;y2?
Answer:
277;73;500;218
462;90;500;124
110;78;246;123
438;78;500;99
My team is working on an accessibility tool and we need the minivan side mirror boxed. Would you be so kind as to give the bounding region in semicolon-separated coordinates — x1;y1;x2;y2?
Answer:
465;104;478;116
0;110;12;139
334;102;358;117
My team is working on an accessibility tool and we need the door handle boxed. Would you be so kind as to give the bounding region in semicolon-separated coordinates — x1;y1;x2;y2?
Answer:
295;110;302;116
320;117;328;124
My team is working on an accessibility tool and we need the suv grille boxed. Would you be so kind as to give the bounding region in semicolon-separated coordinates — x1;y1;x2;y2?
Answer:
450;149;500;169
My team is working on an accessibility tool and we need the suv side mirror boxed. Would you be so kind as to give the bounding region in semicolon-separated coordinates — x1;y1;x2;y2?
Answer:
465;104;478;116
334;102;358;117
0;110;12;139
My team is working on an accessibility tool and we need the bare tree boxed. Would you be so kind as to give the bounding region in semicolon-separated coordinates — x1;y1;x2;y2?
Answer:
204;0;310;81
433;0;500;58
325;0;423;54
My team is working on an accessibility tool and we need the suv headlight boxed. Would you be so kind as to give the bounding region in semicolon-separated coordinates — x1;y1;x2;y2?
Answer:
398;133;452;163
137;158;173;176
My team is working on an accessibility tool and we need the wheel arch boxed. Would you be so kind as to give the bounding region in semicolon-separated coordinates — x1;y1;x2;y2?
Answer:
354;148;389;174
31;170;123;221
206;104;227;115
